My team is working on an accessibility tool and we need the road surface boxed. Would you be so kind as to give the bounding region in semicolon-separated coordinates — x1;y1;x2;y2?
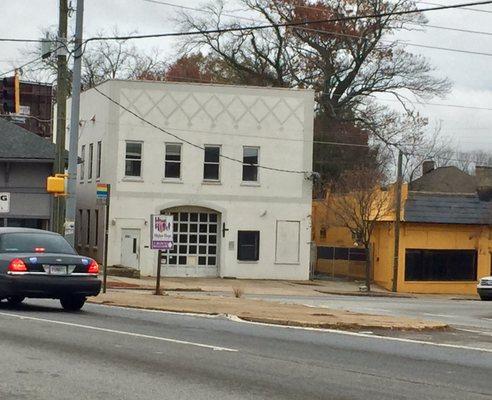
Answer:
0;299;490;399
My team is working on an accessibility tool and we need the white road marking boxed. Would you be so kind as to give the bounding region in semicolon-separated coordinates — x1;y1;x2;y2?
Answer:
226;316;492;353
454;328;492;337
82;303;492;353
0;311;237;352
423;313;457;318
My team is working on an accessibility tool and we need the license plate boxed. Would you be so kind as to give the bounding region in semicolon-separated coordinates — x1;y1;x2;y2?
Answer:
49;265;67;275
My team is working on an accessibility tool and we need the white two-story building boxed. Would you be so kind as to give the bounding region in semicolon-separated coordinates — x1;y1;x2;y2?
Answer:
73;80;314;280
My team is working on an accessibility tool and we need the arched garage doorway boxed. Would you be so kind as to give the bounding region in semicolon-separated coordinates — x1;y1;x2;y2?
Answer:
160;206;221;277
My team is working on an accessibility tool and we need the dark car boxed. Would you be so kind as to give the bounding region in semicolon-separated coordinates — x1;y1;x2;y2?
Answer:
0;227;101;311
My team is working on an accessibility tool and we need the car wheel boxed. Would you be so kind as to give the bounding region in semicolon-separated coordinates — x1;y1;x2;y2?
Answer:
60;296;86;311
7;296;25;305
479;295;492;301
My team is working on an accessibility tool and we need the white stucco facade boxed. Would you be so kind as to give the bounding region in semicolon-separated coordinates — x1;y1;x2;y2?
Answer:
73;80;314;280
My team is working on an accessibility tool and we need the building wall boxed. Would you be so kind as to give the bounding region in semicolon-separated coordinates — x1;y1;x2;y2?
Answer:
18;82;53;139
74;80;313;280
311;200;366;278
373;222;491;295
0;161;52;227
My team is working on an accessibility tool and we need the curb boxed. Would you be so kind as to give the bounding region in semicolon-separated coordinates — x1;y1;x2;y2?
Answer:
87;299;448;332
314;290;415;298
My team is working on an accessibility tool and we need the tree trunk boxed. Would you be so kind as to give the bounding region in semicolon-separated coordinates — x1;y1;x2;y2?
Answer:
365;245;371;292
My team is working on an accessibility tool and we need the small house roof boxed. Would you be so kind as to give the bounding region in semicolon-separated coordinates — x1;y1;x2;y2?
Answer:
0;118;57;161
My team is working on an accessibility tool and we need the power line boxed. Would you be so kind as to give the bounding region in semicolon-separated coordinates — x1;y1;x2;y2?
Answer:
417;1;492;13
107;0;492;60
84;1;492;44
106;119;371;148
0;38;51;44
93;86;310;174
0;56;43;78
373;96;492;112
146;73;492;113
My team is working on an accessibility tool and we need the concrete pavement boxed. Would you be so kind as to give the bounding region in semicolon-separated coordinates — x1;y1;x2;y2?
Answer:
0;299;491;400
90;289;447;330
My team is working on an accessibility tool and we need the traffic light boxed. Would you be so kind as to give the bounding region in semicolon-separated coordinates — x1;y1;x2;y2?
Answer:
1;73;20;114
46;174;67;196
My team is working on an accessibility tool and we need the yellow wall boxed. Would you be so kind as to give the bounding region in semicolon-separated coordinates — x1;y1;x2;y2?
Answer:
312;200;365;278
312;200;354;246
317;259;366;279
373;222;492;295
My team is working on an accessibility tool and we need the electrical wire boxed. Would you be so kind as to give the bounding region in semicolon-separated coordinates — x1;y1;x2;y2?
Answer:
93;86;310;174
417;1;492;13
0;43;67;78
83;1;492;44
140;73;492;113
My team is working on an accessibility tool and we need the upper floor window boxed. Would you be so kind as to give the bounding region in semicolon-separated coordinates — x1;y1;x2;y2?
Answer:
96;141;102;179
203;145;220;181
88;143;94;180
165;143;182;179
80;145;85;181
125;141;142;177
242;146;259;182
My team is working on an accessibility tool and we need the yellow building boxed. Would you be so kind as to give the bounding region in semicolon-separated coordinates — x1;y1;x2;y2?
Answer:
313;163;492;295
312;200;367;280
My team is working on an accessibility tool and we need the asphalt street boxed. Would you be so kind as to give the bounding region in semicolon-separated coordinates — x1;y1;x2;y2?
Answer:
243;293;492;332
0;299;491;400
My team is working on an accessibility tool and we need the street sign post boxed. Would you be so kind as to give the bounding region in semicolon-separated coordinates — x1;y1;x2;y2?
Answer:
150;214;174;295
0;193;10;213
97;183;110;293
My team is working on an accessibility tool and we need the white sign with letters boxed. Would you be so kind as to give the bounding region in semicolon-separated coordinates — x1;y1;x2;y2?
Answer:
0;193;10;213
150;214;174;250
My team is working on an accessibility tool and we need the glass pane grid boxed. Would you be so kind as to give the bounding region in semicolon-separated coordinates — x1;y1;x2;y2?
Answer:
164;212;218;267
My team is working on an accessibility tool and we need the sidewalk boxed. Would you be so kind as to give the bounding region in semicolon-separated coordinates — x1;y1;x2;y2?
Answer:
94;277;448;331
106;276;399;297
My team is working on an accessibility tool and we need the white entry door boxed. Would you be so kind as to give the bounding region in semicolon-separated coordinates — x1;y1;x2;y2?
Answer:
121;229;140;269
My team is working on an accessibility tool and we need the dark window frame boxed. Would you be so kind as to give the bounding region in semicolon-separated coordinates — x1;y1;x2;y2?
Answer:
237;230;260;261
125;141;143;177
405;249;478;282
96;141;102;179
88;143;94;180
94;209;99;247
242;146;259;182
164;143;182;179
80;144;85;181
86;209;91;246
203;145;220;181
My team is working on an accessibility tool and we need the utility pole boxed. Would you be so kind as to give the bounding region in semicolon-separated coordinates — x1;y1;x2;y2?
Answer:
53;0;68;234
392;149;403;292
65;0;84;246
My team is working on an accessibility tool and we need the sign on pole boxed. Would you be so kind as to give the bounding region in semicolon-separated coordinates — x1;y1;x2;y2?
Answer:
0;193;10;213
96;183;109;201
151;214;174;295
150;214;174;250
97;183;111;293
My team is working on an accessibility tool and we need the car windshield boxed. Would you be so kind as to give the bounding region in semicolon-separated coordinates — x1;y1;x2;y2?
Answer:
0;233;76;254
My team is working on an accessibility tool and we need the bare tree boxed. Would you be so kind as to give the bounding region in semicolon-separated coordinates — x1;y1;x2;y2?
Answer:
20;28;166;91
177;0;451;140
326;166;393;290
399;122;455;181
452;150;492;174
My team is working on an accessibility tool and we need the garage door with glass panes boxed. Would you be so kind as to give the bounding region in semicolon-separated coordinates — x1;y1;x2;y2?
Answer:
161;208;220;276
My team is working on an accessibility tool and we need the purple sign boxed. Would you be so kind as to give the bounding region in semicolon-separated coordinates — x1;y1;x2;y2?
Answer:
150;215;174;250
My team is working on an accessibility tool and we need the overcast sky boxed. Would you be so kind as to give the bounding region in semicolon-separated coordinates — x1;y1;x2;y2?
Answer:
1;0;492;151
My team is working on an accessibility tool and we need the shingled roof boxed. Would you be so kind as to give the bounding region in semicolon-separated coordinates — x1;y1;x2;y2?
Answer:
404;192;492;225
0;117;57;161
409;166;477;194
